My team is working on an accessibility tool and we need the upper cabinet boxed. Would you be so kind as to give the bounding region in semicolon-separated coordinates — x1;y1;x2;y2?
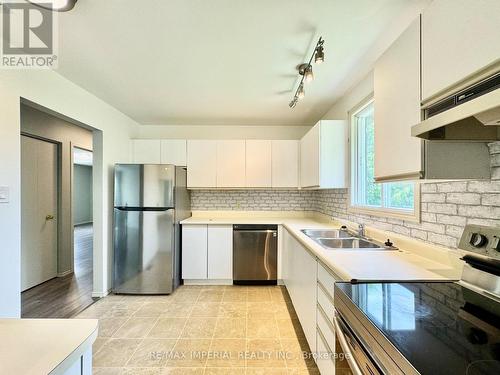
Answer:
300;120;347;189
421;0;500;102
187;140;217;188
131;139;186;165
216;140;246;188
131;139;161;164
160;139;187;166
186;139;301;189
246;140;272;188
374;15;422;181
272;140;299;188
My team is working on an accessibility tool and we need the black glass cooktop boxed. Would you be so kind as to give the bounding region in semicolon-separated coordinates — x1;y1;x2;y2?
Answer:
336;282;500;375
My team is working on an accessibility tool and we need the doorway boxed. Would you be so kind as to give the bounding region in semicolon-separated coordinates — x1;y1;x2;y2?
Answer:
20;104;96;318
72;147;93;294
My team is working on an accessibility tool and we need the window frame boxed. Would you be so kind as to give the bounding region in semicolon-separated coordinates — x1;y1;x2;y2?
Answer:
348;95;420;222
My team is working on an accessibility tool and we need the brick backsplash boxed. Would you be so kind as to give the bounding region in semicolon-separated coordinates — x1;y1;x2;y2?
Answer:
190;190;315;211
191;142;500;258
311;182;500;258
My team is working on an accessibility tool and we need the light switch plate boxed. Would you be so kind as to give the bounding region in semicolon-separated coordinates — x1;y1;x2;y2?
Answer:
0;186;9;203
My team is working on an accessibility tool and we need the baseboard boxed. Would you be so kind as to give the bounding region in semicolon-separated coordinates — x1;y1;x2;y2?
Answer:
57;270;73;277
183;279;233;285
91;290;110;298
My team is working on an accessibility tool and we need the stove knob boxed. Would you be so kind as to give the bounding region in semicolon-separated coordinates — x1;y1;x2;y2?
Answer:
467;327;488;345
469;233;488;248
492;236;500;252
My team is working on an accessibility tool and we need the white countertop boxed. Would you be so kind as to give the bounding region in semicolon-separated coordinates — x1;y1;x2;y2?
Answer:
284;222;456;282
0;318;98;375
181;212;463;282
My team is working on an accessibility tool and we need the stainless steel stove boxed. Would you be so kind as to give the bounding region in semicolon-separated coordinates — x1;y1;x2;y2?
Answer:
334;225;500;375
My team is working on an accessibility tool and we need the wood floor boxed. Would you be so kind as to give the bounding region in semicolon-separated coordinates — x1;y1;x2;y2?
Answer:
22;224;97;318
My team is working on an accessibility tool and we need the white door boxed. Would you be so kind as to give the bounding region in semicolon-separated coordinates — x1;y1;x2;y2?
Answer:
207;225;233;279
216;140;246;188
272;140;299;188
160;139;187;166
421;0;500;101
300;123;320;188
187;140;217;188
21;136;58;291
246;140;272;188
374;15;422;181
132;139;161;163
181;225;208;279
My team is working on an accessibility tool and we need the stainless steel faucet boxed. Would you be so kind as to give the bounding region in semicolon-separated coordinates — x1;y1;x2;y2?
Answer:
358;224;366;237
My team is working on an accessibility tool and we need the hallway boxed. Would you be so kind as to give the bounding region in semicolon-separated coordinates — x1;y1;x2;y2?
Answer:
21;224;95;318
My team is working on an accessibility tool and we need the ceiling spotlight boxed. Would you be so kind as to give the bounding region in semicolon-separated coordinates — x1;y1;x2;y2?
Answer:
315;45;325;64
297;84;305;99
289;36;324;109
26;0;78;12
304;65;314;83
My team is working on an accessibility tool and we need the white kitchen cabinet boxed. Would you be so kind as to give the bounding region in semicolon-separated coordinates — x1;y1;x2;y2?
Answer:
246;140;272;187
217;140;246;188
272;140;299;188
132;139;161;164
300;120;347;189
161;139;187;166
187;140;217;188
422;0;500;102
182;225;208;279
207;225;233;279
182;224;233;281
374;15;422;181
283;229;317;354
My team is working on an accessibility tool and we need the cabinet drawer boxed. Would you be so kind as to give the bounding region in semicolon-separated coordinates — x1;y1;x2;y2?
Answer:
316;329;335;375
317;283;335;320
317;261;336;299
317;305;335;353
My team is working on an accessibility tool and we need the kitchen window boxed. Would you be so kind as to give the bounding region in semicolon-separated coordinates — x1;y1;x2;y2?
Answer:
350;97;419;220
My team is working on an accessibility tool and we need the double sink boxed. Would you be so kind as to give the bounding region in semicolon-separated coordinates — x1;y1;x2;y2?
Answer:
301;228;397;251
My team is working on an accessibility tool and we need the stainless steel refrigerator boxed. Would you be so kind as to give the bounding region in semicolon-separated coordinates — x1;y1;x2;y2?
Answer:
113;164;190;294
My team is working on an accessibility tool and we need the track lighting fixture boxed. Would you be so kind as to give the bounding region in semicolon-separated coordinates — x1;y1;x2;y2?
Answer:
304;65;314;83
26;0;78;12
297;84;305;99
289;37;324;108
315;45;324;64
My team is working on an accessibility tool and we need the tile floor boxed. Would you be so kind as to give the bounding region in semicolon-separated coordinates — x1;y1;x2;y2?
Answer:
76;285;320;375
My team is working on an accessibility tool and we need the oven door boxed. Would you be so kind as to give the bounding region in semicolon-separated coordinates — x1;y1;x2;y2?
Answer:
333;312;383;375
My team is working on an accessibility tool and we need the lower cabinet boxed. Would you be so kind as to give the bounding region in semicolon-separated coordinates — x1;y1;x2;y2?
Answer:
182;225;208;279
182;224;232;281
283;229;345;374
282;229;317;355
60;347;92;375
208;225;233;279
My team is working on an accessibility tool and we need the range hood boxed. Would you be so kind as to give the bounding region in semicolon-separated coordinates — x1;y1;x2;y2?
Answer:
412;72;500;141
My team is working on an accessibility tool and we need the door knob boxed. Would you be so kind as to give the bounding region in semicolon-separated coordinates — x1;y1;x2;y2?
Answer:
45;214;55;220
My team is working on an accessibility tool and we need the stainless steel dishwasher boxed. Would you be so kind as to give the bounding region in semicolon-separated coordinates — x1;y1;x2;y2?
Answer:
233;224;278;285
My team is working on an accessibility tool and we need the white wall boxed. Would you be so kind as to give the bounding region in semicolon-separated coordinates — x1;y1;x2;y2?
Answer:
136;124;310;140
74;164;93;225
0;70;138;317
322;71;374;120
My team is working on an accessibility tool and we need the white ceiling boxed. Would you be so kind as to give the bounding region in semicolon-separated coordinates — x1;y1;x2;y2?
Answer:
56;0;427;126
